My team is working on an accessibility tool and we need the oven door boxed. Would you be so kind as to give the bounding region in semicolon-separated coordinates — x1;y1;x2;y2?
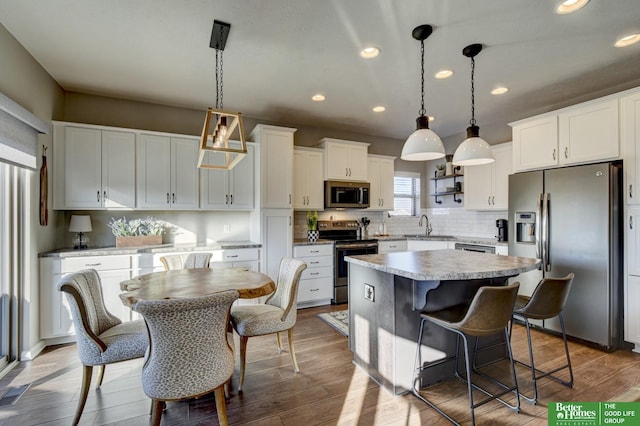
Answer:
334;242;378;304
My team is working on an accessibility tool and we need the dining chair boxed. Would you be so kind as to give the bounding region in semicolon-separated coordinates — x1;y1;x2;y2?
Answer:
412;282;521;426
57;269;149;426
160;252;212;270
230;257;307;391
511;273;575;404
131;289;239;426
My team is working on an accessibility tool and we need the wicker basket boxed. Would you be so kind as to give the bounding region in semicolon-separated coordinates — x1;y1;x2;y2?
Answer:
115;235;162;247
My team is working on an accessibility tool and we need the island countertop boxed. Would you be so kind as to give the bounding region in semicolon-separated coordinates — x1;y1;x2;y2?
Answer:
345;249;540;281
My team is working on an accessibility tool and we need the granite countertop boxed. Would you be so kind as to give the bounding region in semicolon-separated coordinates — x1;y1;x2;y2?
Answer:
294;234;507;246
345;249;539;281
39;241;262;258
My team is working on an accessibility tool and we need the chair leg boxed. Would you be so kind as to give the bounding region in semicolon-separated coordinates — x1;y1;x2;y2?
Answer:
72;365;93;426
558;314;574;387
275;332;283;351
460;334;476;426
287;328;300;373
150;399;163;426
96;365;106;388
238;335;249;392
214;385;229;426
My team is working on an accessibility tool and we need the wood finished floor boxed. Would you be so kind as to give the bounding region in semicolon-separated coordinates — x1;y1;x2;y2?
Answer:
1;304;639;425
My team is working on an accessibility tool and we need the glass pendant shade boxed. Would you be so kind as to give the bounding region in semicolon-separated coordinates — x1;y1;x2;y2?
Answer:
401;115;445;161
452;125;495;166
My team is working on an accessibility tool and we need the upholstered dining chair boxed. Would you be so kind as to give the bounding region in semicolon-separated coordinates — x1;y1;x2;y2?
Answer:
57;269;149;426
131;290;239;426
511;273;575;404
160;252;212;270
230;257;307;391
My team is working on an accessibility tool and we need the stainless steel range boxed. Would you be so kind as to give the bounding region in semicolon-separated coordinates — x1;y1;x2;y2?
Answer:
318;220;378;304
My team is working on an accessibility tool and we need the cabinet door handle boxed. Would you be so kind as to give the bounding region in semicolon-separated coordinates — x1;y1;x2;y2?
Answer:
630;184;633;199
97;191;100;202
289;216;291;226
488;196;491;206
226;194;229;204
310;261;320;264
103;191;107;201
564;147;568;159
85;263;101;267
310;272;320;276
167;193;170;204
492;196;495;205
310;288;319;292
230;194;233;204
226;255;239;259
349;168;352;176
346;167;349;176
552;148;556;160
172;193;176;204
289;194;291;205
310;250;320;253
631;216;634;230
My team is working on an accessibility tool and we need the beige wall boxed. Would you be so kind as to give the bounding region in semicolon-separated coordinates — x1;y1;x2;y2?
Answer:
0;23;65;358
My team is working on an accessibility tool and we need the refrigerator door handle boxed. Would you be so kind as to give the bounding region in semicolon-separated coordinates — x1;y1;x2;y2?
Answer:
542;192;551;272
536;193;543;265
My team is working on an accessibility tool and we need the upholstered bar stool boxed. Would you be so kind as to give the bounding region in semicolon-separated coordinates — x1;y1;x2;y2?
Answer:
412;282;521;426
160;252;212;270
511;273;575;404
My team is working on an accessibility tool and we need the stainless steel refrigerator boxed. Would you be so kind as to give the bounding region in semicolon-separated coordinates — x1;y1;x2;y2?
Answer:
508;161;623;350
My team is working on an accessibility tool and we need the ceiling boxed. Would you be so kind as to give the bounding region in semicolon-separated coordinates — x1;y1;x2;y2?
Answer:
2;0;640;144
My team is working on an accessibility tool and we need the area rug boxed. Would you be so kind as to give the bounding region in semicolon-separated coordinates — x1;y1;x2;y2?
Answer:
318;310;349;337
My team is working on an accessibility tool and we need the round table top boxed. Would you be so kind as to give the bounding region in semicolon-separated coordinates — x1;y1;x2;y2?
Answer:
119;268;276;307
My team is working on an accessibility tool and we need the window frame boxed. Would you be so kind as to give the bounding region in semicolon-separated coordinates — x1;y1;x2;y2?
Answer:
392;171;421;216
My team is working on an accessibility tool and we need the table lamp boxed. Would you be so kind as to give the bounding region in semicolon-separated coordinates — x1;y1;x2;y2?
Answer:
69;215;92;249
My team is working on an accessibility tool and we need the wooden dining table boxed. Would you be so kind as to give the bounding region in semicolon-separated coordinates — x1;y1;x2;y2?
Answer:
119;268;276;307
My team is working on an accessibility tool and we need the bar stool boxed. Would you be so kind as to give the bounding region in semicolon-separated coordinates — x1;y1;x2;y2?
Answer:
511;273;575;404
412;282;521;426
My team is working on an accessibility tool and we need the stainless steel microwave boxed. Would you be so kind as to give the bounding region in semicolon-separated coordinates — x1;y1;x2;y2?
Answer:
325;180;370;208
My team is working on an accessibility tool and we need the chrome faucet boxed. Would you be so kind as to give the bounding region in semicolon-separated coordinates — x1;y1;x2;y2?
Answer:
419;214;432;236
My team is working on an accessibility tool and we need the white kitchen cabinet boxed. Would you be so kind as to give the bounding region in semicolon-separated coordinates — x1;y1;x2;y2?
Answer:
464;142;512;210
627;207;640;276
261;209;293;281
136;134;199;209
368;155;395;211
407;240;450;251
293;147;324;210
294;244;333;306
625;206;640;350
318;138;370;182
200;143;255;210
378;240;407;253
621;89;640;204
511;97;619;172
53;124;136;209
40;254;139;341
251;124;296;209
558;98;619;165
511;116;558;172
626;275;640;351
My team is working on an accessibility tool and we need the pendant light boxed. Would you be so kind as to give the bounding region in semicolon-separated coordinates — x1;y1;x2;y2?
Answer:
452;43;495;166
198;20;247;170
401;25;445;161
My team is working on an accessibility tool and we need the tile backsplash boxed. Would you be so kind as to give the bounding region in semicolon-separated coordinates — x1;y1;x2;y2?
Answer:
294;208;508;240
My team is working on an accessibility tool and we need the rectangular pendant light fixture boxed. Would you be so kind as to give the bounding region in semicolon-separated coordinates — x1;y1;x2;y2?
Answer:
198;107;247;170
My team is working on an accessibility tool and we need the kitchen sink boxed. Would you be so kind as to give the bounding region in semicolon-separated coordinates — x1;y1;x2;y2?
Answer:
403;234;456;240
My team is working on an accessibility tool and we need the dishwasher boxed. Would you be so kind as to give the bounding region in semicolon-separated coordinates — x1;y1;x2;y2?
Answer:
454;242;496;254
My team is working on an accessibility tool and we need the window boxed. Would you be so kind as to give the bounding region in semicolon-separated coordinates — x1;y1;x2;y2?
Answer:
393;172;420;216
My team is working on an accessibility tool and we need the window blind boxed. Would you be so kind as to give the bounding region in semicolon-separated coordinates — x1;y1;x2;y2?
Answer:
0;93;49;170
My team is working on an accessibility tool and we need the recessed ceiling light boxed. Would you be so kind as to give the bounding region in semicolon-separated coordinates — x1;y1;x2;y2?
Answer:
435;69;454;79
615;34;640;47
373;106;386;112
491;87;509;95
555;0;589;14
312;94;326;102
360;47;380;59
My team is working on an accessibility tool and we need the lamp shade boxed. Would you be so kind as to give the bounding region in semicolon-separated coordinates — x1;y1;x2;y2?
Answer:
401;128;446;161
452;128;495;166
68;215;92;233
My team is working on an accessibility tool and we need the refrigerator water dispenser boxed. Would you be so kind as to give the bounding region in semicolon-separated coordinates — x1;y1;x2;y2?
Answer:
515;212;536;244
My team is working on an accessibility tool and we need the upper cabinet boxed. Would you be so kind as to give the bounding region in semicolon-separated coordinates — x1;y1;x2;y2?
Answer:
251;124;296;209
511;98;619;172
293;147;324;210
200;143;255;210
136;134;199;209
367;155;395;211
318;138;369;181
464;142;512;210
53;124;136;210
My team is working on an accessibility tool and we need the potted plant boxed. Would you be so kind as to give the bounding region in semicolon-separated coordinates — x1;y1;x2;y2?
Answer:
435;163;446;177
108;216;166;247
306;210;319;243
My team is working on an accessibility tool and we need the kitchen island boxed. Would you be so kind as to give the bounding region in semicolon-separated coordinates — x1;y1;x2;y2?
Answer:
345;249;540;395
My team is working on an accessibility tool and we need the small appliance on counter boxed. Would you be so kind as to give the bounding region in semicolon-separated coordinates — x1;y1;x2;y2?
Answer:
496;218;508;242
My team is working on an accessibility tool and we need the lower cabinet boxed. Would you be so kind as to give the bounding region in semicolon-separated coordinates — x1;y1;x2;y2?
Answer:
294;244;333;307
626;275;640;352
40;255;139;341
407;240;452;251
378;240;408;253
